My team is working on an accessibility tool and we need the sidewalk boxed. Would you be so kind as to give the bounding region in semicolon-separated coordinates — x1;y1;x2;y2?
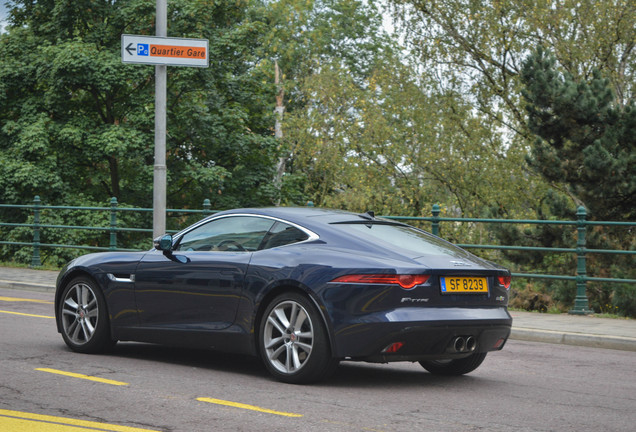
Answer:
1;266;635;352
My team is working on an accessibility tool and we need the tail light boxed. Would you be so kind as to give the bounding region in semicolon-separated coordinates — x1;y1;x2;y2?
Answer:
331;274;430;290
497;275;512;290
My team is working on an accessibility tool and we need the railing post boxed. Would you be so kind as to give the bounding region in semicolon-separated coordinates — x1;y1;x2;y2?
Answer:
431;204;441;236
569;206;592;315
30;196;42;267
202;198;212;216
109;197;118;250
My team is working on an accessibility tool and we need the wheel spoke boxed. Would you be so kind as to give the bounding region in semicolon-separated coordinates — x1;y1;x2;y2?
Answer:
86;298;97;310
80;285;91;307
270;343;286;361
67;320;78;337
288;303;299;330
81;319;94;339
295;341;312;353
74;285;83;305
292;308;307;331
62;308;78;318
71;321;83;341
265;336;283;350
296;331;312;340
273;307;290;329
291;346;301;370
64;298;79;310
285;345;293;372
267;315;286;335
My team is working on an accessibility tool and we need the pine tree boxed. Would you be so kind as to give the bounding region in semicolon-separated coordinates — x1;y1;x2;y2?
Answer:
521;46;636;221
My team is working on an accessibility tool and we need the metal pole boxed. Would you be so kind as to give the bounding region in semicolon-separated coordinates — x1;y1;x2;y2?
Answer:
431;204;441;236
153;0;167;238
570;206;592;314
31;196;42;267
109;197;118;250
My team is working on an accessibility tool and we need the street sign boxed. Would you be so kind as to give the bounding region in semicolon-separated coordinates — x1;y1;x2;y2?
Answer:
121;34;209;67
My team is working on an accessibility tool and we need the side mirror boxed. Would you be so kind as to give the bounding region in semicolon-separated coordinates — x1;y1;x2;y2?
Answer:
153;234;173;252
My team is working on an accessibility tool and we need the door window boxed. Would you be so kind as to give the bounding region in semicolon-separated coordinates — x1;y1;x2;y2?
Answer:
176;216;275;252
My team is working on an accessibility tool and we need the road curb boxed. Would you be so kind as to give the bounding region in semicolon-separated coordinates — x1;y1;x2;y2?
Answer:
511;327;636;352
0;280;56;293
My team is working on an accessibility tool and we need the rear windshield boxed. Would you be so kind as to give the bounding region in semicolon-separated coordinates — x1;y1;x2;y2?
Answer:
333;222;467;258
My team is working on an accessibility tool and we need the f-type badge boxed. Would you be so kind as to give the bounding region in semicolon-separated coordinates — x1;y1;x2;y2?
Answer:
401;298;430;303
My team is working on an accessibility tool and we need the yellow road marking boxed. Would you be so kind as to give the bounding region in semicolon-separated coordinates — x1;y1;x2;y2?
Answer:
0;409;160;432
35;368;129;386
197;397;303;417
0;309;54;319
0;295;54;304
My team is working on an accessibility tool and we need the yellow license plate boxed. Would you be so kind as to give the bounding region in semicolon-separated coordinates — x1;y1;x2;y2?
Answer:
440;277;488;294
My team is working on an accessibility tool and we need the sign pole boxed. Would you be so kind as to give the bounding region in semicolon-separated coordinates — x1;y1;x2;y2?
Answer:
153;0;167;238
122;3;207;239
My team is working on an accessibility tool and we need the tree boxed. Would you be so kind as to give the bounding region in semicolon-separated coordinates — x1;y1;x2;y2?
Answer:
0;0;281;265
0;0;278;211
256;0;394;204
389;0;635;133
388;1;635;314
521;46;636;221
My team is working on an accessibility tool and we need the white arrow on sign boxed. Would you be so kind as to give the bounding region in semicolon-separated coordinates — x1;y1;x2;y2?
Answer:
121;34;209;68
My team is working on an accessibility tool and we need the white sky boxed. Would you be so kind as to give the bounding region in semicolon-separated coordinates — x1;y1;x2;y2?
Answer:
0;3;7;33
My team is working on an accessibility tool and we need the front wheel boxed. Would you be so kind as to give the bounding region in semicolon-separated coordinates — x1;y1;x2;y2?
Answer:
419;352;487;376
258;292;338;384
58;277;115;353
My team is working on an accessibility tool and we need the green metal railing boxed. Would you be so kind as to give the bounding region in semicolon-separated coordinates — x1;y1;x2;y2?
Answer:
1;197;634;314
0;195;216;262
384;204;635;314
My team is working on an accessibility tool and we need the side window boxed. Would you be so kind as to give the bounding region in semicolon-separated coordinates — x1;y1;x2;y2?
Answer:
259;221;309;250
176;216;274;252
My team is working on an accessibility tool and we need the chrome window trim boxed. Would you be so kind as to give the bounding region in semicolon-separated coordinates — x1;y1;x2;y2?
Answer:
171;213;319;250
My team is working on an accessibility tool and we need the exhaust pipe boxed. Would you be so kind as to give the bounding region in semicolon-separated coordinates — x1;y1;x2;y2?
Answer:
465;336;477;352
450;336;477;353
453;337;466;352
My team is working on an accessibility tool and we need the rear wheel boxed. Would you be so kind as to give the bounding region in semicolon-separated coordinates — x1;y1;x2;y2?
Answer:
258;292;338;384
58;277;115;353
419;352;487;376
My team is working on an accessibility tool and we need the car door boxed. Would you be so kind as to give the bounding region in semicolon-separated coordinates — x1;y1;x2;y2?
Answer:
133;215;275;331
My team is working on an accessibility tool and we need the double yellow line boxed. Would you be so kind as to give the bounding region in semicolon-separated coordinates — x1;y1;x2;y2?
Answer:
0;295;54;319
0;408;160;432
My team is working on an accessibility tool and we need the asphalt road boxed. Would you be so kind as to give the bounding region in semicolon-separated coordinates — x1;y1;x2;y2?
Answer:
1;288;635;432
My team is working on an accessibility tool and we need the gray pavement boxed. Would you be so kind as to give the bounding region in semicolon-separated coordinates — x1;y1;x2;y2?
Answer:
1;266;635;352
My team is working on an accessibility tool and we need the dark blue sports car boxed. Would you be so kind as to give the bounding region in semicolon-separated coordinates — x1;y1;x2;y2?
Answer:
55;207;512;383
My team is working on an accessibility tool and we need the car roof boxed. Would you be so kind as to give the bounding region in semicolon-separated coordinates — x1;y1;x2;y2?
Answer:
214;207;381;225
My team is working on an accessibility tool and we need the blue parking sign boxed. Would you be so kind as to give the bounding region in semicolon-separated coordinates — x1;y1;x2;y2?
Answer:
137;44;149;56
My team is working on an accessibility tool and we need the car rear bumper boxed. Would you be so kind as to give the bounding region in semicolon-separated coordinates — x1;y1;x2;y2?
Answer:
330;307;512;361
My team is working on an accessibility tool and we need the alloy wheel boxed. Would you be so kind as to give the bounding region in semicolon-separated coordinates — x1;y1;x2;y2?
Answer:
262;300;314;374
61;281;99;345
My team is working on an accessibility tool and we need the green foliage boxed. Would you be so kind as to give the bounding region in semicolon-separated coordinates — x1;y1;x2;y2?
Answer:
0;0;280;212
521;46;636;221
285;49;542;218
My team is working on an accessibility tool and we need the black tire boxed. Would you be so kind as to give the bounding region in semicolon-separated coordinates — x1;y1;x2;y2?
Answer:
419;352;487;376
258;292;338;384
58;277;115;353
